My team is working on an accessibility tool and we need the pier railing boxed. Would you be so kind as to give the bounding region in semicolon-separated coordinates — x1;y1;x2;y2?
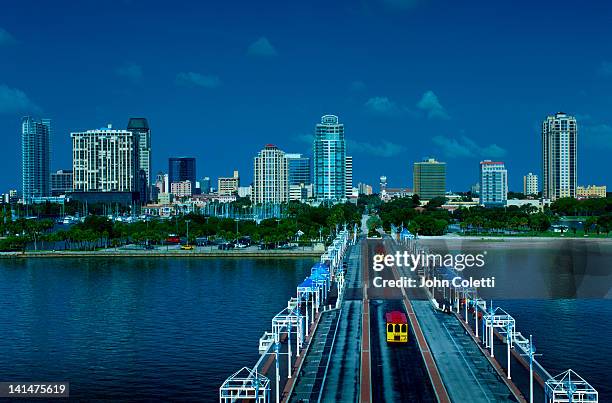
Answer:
219;226;353;403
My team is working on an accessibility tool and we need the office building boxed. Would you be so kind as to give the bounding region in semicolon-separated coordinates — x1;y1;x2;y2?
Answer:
218;170;240;195
345;156;353;198
71;124;135;192
289;183;311;202
413;158;446;200
313;115;346;201
200;177;211;194
470;182;480;197
238;186;252;198
51;169;73;196
169;157;196;189
253;144;288;204
286;153;311;186
480;160;508;207
380;176;387;193
542;112;577;200
358;183;373;195
22;117;51;201
523;173;538;196
171;180;192;197
577;185;607;198
127;118;152;202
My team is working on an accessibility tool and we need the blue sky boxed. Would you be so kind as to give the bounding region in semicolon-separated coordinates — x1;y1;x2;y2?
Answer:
1;0;611;192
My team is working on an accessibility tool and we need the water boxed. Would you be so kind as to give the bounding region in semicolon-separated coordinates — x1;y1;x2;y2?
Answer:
0;257;315;401
0;250;610;401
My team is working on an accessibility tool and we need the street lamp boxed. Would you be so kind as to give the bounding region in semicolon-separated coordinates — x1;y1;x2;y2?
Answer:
185;219;191;246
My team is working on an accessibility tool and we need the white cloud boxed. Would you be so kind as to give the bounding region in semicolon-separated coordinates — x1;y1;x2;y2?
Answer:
417;90;449;120
247;37;278;57
432;135;506;159
176;72;222;88
0;28;17;46
115;62;143;82
364;96;400;115
348;139;406;157
0;84;41;114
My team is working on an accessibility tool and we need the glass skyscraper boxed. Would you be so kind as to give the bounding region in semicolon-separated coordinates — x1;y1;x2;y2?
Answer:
128;118;152;202
285;153;311;186
22;116;51;201
168;157;196;189
313;115;346;201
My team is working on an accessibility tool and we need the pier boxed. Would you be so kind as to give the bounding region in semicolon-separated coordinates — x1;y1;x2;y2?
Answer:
219;221;599;403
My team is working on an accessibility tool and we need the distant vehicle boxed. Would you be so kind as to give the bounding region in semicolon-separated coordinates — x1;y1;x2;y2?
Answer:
143;244;155;250
166;235;181;244
218;242;234;250
386;311;408;343
181;245;194;250
195;237;211;246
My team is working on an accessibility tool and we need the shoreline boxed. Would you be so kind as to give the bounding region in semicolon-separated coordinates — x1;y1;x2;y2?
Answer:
0;249;322;259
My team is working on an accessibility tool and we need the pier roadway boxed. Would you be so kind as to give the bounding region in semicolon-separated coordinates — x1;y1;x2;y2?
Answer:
364;239;441;402
319;242;363;402
386;237;519;403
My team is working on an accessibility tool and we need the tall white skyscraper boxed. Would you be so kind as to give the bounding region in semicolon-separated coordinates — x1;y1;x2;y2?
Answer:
345;156;353;198
313;115;346;201
253;144;288;204
542;112;577;200
71;125;135;192
480;160;507;207
523;172;538;196
22;117;51;201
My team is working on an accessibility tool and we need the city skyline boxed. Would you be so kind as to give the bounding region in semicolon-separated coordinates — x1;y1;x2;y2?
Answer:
1;1;612;192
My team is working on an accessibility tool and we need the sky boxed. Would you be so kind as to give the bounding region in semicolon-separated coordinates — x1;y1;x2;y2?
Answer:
1;0;611;193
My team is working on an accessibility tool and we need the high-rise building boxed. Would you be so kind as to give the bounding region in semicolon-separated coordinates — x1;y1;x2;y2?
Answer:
218;171;240;195
313;115;346;201
470;182;480;197
154;172;169;194
51;169;73;196
542;112;577;200
480;160;508;207
286;153;311;186
22;117;51;201
523;172;538;196
127;118;151;202
345;156;353;198
169;157;196;190
71;125;135;192
380;176;387;193
253;144;289;204
413;158;446;200
200;177;211;194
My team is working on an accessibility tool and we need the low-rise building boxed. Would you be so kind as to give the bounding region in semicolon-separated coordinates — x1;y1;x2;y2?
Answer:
577;185;607;198
218;170;240;196
171;180;192;197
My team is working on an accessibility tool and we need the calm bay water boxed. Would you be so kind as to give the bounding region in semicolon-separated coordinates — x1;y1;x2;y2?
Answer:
0;249;610;401
0;257;315;401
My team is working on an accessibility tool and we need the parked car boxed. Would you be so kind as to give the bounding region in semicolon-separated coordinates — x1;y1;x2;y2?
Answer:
218;242;234;250
181;244;194;250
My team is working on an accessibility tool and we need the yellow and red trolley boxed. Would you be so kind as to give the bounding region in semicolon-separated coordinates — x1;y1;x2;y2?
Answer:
385;311;408;343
